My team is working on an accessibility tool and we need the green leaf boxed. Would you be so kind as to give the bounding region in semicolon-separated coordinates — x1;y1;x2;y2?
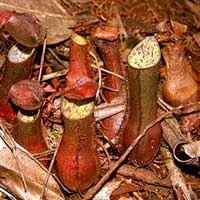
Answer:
51;129;62;138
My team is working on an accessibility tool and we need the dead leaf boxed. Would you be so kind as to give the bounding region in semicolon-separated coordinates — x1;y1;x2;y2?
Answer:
0;129;65;200
93;178;122;200
183;141;200;159
170;20;187;36
0;0;75;45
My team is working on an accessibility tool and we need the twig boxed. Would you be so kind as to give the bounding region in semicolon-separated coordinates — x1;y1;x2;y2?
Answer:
41;69;68;82
158;96;200;115
91;64;125;80
33;149;55;159
83;110;173;200
111;161;172;188
97;140;111;168
47;47;69;69
39;140;61;200
89;51;102;101
38;38;47;82
145;1;160;22
102;85;119;92
95;101;125;121
157;96;173;111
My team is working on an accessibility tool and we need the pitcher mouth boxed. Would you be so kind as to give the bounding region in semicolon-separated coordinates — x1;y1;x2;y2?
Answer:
128;36;161;69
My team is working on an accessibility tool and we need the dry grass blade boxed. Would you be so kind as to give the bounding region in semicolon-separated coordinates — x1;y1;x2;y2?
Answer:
89;51;102;101
91;64;125;80
38;38;47;82
41;69;68;82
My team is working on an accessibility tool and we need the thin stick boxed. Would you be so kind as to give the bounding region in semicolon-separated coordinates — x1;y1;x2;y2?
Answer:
41;69;68;82
97;140;111;168
33;149;55;159
83;110;173;200
157;96;173;111
102;85;119;92
47;47;69;69
39;140;61;200
89;51;102;101
91;64;125;80
38;38;47;82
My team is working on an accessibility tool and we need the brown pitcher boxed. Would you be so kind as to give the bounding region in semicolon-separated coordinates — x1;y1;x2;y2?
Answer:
56;97;100;192
162;41;199;107
123;36;161;166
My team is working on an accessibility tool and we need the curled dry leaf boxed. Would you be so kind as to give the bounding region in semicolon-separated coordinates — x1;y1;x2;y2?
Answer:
183;141;200;159
0;129;65;200
159;109;187;150
160;113;191;164
156;19;187;37
8;79;43;110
